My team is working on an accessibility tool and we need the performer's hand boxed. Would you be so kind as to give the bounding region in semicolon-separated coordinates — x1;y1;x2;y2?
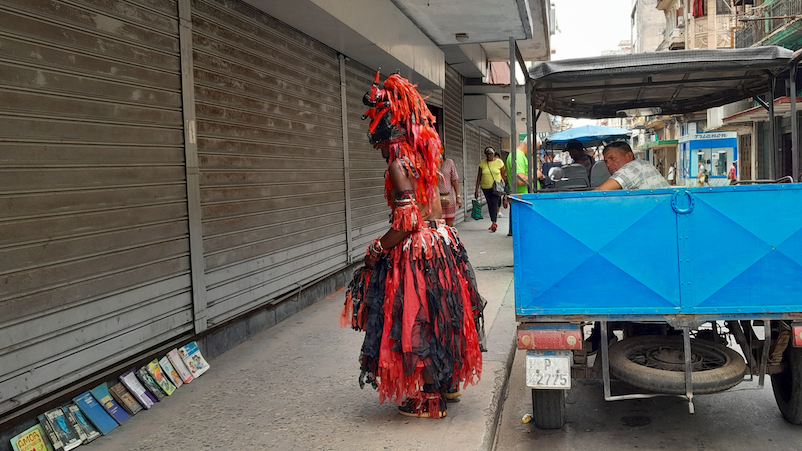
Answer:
364;254;377;270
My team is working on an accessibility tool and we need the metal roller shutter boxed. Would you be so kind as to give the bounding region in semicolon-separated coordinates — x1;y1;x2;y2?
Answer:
344;60;389;262
465;123;483;205
444;65;465;224
0;0;191;416
190;0;347;326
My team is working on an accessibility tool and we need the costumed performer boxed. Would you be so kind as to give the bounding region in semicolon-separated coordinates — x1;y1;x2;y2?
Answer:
340;70;484;419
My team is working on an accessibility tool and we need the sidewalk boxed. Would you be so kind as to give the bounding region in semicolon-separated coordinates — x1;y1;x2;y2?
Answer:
87;212;517;451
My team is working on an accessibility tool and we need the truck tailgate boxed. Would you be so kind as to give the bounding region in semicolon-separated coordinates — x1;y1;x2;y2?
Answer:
512;184;802;317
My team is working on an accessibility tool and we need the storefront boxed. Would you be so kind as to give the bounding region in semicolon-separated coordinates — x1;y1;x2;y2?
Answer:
678;124;737;186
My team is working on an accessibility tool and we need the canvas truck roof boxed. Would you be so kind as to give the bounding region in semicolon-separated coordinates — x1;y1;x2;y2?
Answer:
529;46;796;119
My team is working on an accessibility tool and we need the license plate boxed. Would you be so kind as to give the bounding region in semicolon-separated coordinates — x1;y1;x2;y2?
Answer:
526;350;572;389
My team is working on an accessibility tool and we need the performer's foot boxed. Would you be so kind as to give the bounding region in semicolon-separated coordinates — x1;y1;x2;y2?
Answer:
489;223;497;232
444;388;461;403
398;393;447;418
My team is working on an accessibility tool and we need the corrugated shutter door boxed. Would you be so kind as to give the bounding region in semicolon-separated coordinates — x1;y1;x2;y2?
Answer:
466;123;483;205
444;66;465;224
345;60;388;262
0;0;191;415
190;0;347;325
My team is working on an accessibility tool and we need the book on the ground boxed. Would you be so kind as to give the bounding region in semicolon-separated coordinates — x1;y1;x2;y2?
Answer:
136;368;165;401
37;414;64;451
42;407;82;450
60;406;87;444
119;369;155;409
108;381;143;415
179;342;210;378
73;391;118;435
159;356;183;389
89;383;130;425
64;404;100;443
167;348;194;384
9;423;54;451
146;359;176;396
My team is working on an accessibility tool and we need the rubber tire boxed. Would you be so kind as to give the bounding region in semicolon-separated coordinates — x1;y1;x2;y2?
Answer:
772;346;802;424
531;389;566;429
608;336;745;395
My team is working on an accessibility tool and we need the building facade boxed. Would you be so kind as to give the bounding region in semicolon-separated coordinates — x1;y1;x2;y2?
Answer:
0;0;553;437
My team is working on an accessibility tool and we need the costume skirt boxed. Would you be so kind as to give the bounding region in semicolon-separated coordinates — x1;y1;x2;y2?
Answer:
342;221;484;404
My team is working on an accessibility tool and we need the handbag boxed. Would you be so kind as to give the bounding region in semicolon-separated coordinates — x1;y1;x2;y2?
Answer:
491;179;506;196
471;199;483;220
439;192;452;207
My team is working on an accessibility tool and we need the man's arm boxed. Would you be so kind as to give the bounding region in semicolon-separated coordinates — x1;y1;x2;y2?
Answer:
594;178;622;191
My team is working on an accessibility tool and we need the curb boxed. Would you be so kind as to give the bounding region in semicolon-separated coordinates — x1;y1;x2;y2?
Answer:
479;280;518;451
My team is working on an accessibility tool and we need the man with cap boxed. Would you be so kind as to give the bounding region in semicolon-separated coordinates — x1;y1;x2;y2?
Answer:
565;139;594;174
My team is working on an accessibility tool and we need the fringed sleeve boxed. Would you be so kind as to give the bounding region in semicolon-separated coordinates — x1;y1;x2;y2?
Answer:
390;190;423;232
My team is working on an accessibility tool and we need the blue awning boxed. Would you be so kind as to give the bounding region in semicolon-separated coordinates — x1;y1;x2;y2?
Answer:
544;125;631;150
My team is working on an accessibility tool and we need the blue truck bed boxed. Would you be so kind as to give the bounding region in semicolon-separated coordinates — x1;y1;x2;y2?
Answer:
512;184;802;318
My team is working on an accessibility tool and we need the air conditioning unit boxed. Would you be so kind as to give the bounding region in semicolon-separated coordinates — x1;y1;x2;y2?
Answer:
677;15;685;28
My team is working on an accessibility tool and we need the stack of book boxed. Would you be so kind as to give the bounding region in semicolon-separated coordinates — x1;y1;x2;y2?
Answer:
9;342;210;451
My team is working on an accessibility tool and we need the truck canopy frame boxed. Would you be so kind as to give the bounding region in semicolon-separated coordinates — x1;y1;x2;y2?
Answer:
529;46;796;120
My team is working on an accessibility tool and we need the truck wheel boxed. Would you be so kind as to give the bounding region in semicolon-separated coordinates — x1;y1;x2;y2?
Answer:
772;346;802;424
531;389;565;429
608;336;745;395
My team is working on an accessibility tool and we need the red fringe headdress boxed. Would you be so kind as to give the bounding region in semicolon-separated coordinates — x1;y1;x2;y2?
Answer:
362;71;443;208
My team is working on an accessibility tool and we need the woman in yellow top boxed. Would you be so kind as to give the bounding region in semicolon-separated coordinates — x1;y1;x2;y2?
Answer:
474;146;507;232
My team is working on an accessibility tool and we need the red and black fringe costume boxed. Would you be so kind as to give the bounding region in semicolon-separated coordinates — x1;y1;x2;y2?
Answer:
340;71;484;416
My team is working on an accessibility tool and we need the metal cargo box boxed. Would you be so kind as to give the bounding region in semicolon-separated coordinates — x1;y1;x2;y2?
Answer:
512;185;802;317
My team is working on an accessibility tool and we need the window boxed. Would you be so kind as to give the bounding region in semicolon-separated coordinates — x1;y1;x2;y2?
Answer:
710;148;730;176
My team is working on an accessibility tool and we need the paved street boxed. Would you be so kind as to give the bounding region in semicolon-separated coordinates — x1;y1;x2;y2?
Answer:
496;346;802;450
83;211;517;451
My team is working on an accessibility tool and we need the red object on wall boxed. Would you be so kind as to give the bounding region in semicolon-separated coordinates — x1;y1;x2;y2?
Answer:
693;0;705;18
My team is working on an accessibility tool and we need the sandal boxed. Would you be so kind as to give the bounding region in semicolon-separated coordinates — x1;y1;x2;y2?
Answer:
398;392;447;419
444;389;461;402
489;224;497;232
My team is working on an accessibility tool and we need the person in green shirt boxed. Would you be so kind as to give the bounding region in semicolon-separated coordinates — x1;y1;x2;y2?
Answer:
505;137;543;236
505;137;542;194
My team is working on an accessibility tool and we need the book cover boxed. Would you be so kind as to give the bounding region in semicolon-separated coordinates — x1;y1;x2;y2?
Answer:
146;359;176;396
60;406;87;444
64;404;100;443
89;383;131;425
108;381;143;415
42;408;82;451
73;391;118;435
158;356;183;389
37;414;64;451
167;349;194;384
10;424;54;451
135;368;165;401
119;369;155;409
179;342;210;378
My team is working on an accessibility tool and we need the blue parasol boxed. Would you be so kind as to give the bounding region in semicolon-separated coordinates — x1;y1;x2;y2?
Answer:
544;125;631;150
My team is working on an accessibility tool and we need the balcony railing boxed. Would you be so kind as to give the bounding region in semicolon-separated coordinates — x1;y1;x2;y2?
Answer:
735;0;802;48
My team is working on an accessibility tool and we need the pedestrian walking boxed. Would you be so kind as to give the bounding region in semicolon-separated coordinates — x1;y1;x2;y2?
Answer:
438;156;461;227
341;71;483;419
474;146;506;232
728;161;737;185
